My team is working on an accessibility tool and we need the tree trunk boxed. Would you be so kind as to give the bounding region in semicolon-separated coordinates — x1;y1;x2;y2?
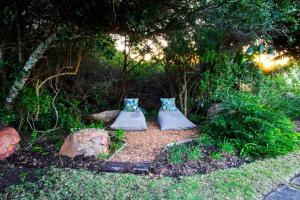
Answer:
183;69;188;116
5;33;56;106
15;0;24;65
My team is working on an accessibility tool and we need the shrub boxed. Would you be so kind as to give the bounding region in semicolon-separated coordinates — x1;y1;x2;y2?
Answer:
210;151;223;160
260;69;300;120
202;93;300;158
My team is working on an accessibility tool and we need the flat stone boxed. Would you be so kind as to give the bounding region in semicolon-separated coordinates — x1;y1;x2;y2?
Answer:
88;110;120;122
291;175;300;186
265;185;300;200
101;161;150;174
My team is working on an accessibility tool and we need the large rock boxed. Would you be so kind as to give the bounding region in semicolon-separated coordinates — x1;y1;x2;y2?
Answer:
207;103;223;117
59;128;110;158
0;127;21;160
88;110;120;122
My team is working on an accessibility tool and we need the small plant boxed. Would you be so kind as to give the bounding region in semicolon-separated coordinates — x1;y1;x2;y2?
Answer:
109;141;124;155
220;139;235;154
98;153;110;160
84;122;105;129
168;145;188;164
31;145;46;154
188;147;202;161
210;151;223;160
198;134;214;146
114;129;125;141
30;130;39;145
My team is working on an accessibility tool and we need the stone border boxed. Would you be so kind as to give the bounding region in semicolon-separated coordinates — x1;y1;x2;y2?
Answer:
160;138;198;153
101;161;151;174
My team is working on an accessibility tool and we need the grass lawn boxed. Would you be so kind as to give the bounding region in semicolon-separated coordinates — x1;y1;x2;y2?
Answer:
1;150;300;200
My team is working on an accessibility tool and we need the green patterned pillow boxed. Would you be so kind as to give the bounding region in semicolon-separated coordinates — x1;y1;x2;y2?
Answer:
124;98;139;112
160;98;177;111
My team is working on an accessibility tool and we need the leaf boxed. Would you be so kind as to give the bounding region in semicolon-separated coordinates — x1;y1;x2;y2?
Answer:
258;43;265;54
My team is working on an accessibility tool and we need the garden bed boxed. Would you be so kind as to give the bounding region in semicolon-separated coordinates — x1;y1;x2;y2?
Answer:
2;151;300;200
151;143;250;177
1;143;105;171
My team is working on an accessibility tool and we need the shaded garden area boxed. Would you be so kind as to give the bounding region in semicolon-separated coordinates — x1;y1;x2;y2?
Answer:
0;0;300;199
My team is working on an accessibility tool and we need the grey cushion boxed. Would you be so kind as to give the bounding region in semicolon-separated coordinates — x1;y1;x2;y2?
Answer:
110;109;147;131
158;109;197;130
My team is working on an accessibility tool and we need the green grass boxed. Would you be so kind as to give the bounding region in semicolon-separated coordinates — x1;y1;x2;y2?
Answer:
1;150;300;200
188;147;202;160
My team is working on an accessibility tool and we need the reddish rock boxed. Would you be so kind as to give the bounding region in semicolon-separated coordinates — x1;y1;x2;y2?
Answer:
59;128;110;158
0;127;21;160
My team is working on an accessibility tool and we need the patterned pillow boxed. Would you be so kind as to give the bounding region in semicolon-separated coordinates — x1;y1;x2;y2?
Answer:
124;98;139;112
160;98;177;111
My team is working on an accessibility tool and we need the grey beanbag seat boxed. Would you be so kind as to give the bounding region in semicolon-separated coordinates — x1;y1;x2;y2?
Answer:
110;109;147;131
158;109;197;130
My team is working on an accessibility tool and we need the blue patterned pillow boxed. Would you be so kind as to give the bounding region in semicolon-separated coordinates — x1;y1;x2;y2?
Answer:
160;98;177;111
124;98;139;112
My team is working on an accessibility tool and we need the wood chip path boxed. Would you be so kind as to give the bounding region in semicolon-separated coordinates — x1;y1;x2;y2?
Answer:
109;122;198;163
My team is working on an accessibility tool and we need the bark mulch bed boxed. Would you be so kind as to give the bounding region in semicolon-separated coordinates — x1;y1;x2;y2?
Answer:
109;122;198;162
151;145;250;177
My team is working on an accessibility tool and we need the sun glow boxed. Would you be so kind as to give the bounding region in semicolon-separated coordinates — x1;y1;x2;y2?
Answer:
254;54;290;73
111;34;167;62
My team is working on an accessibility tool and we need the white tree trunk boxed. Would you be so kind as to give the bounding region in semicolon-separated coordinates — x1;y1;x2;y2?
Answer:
183;70;188;116
5;33;56;105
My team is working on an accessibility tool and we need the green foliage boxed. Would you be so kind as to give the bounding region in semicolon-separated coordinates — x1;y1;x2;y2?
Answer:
114;129;125;141
54;139;64;151
0;106;16;125
145;108;159;120
260;68;300;119
198;55;249;105
71;122;105;132
202;93;300;158
220;139;235;154
168;143;203;163
189;114;202;124
168;145;187;164
30;130;39;145
188;147;202;161
197;134;214;146
17;86;52;116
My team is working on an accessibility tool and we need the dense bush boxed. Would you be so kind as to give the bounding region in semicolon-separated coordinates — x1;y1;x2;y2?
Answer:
260;68;300;120
202;93;300;158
